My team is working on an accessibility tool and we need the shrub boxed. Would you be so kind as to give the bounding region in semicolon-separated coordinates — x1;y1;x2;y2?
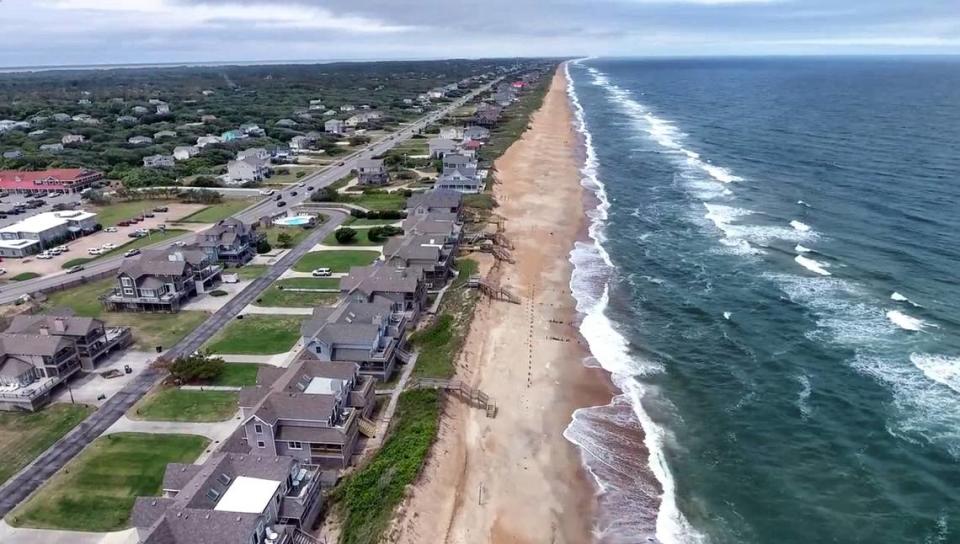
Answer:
335;227;357;244
162;352;226;384
209;289;228;297
256;239;272;253
367;225;403;242
277;232;294;248
295;171;306;179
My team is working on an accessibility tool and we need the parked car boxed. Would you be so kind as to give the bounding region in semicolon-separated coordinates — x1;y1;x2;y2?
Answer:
117;221;130;227
123;249;141;258
275;194;283;201
152;206;168;212
312;267;332;277
101;243;116;250
55;245;68;253
144;213;155;218
67;265;84;274
0;268;7;276
277;201;286;208
104;226;118;233
37;252;53;260
87;248;103;255
260;189;275;196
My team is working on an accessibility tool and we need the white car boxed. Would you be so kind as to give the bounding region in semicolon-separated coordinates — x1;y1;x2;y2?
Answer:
104;226;118;233
37;252;53;259
311;267;332;277
260;189;275;196
87;247;103;255
101;243;116;250
55;245;68;252
0;268;6;275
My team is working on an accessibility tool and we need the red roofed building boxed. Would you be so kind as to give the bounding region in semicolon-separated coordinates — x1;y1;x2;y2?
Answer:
0;168;102;195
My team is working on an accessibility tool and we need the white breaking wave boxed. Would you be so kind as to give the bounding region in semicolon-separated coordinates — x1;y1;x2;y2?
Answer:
723;311;732;320
790;220;812;232
911;354;960;395
795;255;831;276
798;200;811;207
890;291;922;307
796;374;813;420
565;62;704;544
886;310;926;331
795;244;812;253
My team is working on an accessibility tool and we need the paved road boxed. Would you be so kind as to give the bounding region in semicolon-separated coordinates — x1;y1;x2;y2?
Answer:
0;78;498;305
0;209;347;518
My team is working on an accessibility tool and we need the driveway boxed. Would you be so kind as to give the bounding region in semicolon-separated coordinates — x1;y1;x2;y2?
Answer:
48;351;155;407
0;521;137;544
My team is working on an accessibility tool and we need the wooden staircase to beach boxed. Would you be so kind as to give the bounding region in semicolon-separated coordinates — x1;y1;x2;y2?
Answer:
468;276;521;304
293;529;322;544
411;378;498;418
358;417;378;438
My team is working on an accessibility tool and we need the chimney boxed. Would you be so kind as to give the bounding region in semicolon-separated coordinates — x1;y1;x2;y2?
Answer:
38;325;49;336
53;317;66;333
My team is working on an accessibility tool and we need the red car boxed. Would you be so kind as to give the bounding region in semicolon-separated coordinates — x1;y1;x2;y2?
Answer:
117;221;130;227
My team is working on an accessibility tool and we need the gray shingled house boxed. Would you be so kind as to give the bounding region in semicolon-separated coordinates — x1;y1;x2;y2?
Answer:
0;332;82;411
132;452;325;543
195;217;263;265
300;298;408;380
356;158;389;186
382;234;456;289
102;246;222;313
4;309;131;370
406;189;464;219
225;359;375;469
339;264;427;319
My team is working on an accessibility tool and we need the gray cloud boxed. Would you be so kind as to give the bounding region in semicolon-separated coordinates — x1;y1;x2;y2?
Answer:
0;0;958;67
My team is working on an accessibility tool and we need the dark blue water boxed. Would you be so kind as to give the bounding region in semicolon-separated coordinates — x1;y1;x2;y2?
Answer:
563;58;960;544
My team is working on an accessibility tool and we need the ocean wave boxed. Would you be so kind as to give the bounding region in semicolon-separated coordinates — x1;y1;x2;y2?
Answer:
796;374;812;420
886;310;926;331
790;220;812;233
566;62;703;544
795;244;812;253
890;291;922;307
794;255;831;276
910;354;960;395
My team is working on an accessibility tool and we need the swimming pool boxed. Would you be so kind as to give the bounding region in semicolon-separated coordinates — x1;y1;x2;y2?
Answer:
273;215;314;227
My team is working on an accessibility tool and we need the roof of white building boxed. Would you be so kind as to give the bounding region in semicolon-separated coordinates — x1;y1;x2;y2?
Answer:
212;476;281;514
0;210;97;235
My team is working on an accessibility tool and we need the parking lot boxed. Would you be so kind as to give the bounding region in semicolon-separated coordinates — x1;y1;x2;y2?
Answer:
0;203;208;278
0;192;84;229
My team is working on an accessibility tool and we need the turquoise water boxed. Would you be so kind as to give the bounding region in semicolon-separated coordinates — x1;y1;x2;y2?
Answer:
563;58;960;544
273;215;313;226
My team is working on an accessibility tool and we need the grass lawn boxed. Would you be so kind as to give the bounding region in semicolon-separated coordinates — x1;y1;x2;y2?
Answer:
61;229;188;269
234;264;270;280
7;433;208;531
276;277;340;290
339;192;406;212
344;217;403;227
131;388;238;422
205;315;302;355
293;250;379;273
175;199;255;223
332;390;440;544
91;200;176;227
0;404;94;486
43;278;209;349
322;229;392;247
208;363;263;387
8;272;40;281
268;167;318;184
256;285;339;308
264;225;314;248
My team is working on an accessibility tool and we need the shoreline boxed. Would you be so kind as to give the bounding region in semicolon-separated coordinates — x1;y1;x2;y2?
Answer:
392;64;616;543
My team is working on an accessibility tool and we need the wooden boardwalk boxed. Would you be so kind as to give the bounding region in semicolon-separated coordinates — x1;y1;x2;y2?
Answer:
410;377;498;418
467;276;521;304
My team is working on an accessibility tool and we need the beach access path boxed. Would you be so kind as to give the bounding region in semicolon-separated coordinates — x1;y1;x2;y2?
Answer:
392;65;613;543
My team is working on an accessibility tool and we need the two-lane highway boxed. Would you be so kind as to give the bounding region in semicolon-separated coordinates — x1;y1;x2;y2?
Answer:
0;77;498;305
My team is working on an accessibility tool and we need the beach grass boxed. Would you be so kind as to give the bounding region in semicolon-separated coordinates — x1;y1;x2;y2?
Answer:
410;259;480;378
6;433;208;531
205;315;302;354
332;389;440;544
292;250;380;273
131;389;238;422
0;404;94;487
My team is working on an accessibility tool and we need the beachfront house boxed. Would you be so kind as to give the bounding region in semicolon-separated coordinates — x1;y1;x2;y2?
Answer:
383;233;458;289
428;138;459;158
195;217;263;265
226;157;270;184
339;264;427;320
227;359;375;469
132;453;325;544
356;158;389;186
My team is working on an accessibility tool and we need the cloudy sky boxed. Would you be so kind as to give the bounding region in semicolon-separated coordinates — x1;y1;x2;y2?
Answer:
1;0;958;67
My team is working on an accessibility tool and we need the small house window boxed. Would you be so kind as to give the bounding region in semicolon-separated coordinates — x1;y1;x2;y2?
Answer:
288;441;302;450
206;488;221;501
254;423;263;433
257;440;266;448
120;277;132;287
217;473;231;486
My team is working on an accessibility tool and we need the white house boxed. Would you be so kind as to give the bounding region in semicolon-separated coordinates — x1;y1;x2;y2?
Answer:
143;154;175;168
325;119;345;134
173;146;200;161
196;135;222;148
226;157;269;184
128;136;153;146
237;147;270;162
61;134;85;145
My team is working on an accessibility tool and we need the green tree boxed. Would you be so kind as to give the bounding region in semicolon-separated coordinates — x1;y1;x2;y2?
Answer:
256;239;273;253
277;232;294;248
335;227;357;244
165;352;225;384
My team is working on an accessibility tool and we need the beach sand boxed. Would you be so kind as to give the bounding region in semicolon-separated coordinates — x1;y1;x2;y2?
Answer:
391;65;614;543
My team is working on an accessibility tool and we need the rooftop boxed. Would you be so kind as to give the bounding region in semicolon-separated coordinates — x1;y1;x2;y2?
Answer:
0;210;97;235
212;476;280;514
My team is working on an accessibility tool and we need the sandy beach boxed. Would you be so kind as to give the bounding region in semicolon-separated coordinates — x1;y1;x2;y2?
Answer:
391;65;614;543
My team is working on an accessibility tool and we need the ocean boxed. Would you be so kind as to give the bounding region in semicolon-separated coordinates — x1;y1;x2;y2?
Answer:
562;57;960;544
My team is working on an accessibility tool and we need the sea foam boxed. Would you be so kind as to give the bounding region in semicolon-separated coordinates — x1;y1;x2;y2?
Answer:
886;310;925;331
566;61;703;544
910;354;960;394
795;255;831;276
